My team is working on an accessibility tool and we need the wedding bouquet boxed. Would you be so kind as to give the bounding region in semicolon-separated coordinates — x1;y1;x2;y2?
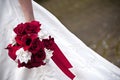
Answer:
6;21;54;68
6;21;75;79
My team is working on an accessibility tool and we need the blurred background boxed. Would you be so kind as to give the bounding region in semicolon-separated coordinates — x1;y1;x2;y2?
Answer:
34;0;120;67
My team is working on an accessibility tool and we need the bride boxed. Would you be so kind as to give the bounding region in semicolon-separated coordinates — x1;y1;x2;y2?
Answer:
0;0;120;80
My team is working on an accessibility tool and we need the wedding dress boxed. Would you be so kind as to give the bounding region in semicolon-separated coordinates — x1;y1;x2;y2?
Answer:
0;0;120;80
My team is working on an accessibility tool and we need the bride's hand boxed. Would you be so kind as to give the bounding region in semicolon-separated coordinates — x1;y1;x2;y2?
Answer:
19;0;34;22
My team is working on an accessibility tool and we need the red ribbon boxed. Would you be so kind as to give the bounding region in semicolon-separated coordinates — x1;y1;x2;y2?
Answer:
51;43;75;80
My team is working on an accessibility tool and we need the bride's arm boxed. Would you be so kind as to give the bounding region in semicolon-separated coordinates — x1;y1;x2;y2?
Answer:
19;0;34;22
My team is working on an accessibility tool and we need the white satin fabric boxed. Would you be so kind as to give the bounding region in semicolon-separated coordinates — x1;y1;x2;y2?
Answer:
0;0;120;80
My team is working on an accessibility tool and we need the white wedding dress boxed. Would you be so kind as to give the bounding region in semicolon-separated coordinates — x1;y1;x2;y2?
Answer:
0;0;120;80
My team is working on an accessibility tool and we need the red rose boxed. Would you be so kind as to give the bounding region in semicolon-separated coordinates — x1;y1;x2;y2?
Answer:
14;21;41;36
22;34;38;50
30;49;46;67
14;23;26;36
42;36;55;50
15;34;38;50
6;44;21;60
28;38;44;54
35;49;46;61
25;21;41;34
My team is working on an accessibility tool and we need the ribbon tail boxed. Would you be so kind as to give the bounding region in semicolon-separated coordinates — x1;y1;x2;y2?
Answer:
51;43;75;79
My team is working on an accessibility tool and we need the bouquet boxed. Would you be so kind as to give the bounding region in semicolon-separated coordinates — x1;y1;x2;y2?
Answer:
6;21;75;79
